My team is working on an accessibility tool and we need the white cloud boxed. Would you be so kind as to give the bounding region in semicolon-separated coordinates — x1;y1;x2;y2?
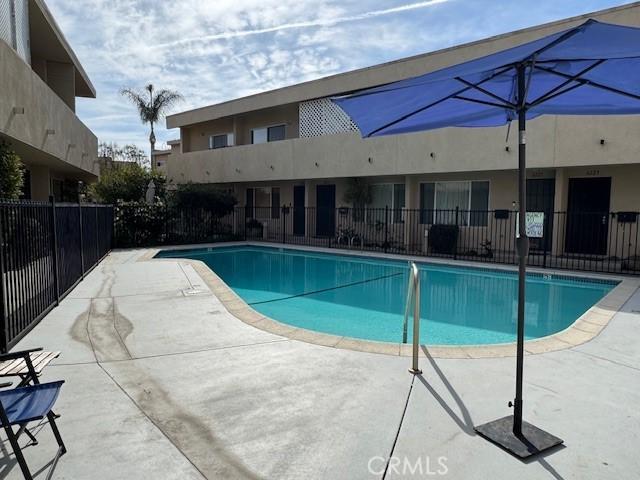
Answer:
46;0;623;154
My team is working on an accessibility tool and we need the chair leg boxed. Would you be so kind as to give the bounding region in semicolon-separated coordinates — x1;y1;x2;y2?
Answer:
46;412;66;455
15;423;39;446
23;427;38;446
3;424;33;480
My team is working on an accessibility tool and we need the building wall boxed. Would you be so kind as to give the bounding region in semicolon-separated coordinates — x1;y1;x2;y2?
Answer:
0;38;98;199
167;112;640;186
228;164;640;257
181;103;299;153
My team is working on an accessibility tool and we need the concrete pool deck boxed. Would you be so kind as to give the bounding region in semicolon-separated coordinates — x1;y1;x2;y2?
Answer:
2;248;639;479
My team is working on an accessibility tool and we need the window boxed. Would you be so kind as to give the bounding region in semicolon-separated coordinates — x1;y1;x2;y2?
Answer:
246;187;281;219
251;125;286;144
420;181;489;226
209;133;234;149
268;125;286;142
366;184;405;223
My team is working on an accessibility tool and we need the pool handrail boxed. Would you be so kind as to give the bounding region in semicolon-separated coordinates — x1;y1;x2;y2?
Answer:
404;262;422;375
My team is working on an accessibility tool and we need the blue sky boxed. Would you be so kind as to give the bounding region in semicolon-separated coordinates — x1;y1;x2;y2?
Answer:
47;0;627;154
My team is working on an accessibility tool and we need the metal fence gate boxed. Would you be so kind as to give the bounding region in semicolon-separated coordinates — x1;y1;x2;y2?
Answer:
0;198;114;351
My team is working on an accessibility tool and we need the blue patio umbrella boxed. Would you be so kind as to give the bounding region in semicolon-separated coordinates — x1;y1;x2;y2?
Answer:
333;19;640;458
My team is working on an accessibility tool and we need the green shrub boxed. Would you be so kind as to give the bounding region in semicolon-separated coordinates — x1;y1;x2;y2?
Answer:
170;183;237;217
0;141;24;199
90;163;165;204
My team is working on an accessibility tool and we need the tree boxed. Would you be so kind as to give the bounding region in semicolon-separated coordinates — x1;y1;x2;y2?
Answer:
99;142;149;168
89;162;165;204
120;85;183;155
0;141;24;199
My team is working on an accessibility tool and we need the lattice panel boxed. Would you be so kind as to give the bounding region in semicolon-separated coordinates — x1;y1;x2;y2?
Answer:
0;0;13;49
14;0;30;64
299;98;359;137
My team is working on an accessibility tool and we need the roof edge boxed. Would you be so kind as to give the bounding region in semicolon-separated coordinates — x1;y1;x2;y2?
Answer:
33;0;96;98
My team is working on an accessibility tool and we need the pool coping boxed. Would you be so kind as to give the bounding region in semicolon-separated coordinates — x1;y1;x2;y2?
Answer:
136;242;640;359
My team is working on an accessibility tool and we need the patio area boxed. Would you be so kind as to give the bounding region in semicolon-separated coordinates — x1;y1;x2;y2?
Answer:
2;248;639;479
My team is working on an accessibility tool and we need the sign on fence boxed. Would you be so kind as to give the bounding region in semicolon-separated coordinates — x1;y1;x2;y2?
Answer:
516;212;545;238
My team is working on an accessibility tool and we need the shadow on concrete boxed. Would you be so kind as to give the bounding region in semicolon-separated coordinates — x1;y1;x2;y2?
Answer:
0;418;62;480
415;346;475;436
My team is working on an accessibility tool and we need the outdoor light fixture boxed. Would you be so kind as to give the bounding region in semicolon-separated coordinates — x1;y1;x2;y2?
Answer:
505;146;510;152
600;138;606;145
430;152;435;158
315;162;319;167
368;157;373;163
12;107;24;114
270;165;274;170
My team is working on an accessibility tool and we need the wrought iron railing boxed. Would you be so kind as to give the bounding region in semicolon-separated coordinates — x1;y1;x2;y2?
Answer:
113;204;640;276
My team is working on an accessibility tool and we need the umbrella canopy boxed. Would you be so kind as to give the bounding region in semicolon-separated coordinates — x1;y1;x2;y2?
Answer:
333;19;640;137
332;18;640;458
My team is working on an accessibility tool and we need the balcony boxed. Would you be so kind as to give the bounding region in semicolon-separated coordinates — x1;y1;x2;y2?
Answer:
0;40;98;178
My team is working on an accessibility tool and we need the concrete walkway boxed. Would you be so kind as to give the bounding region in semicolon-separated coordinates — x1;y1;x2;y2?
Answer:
2;249;639;479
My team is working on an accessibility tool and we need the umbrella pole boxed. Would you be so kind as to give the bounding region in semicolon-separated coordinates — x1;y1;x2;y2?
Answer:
513;67;528;437
474;64;563;458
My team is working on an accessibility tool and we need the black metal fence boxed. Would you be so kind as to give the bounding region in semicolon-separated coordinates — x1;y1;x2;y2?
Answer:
113;204;640;275
0;199;113;351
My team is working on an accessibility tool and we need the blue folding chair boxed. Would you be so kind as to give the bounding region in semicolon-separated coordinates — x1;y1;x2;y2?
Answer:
0;381;66;480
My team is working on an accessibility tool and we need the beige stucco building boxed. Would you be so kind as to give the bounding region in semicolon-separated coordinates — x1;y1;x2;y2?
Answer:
164;3;640;261
0;0;98;201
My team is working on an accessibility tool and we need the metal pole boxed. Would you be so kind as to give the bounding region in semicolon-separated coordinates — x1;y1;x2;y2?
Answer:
78;201;85;277
0;207;7;353
384;206;389;253
513;64;529;436
49;196;60;304
94;206;99;261
409;263;422;375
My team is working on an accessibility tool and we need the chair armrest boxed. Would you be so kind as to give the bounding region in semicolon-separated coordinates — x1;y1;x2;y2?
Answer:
0;348;43;363
0;382;12;389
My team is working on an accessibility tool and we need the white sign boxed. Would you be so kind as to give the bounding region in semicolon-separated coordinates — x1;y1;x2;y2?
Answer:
516;212;545;238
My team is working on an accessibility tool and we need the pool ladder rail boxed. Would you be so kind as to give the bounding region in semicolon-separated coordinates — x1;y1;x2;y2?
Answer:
403;262;422;375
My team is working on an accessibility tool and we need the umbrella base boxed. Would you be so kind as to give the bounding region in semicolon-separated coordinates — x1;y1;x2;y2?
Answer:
475;416;563;459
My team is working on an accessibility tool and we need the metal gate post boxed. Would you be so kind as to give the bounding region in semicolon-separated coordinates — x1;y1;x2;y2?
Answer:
78;201;85;277
49;196;60;304
0;208;8;352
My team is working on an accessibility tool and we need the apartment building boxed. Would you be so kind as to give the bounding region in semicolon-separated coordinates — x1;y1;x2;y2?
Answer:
0;0;98;201
164;3;640;260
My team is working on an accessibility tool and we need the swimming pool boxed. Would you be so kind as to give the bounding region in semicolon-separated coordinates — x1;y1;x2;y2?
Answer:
157;246;616;345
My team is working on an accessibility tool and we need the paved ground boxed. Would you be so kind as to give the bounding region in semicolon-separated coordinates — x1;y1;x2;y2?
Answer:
1;249;639;479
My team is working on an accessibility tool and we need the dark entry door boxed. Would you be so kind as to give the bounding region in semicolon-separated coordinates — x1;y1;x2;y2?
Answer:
526;178;555;252
293;185;305;236
316;185;336;237
565;177;611;255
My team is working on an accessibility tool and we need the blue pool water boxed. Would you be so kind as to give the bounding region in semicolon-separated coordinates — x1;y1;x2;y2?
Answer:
157;246;616;345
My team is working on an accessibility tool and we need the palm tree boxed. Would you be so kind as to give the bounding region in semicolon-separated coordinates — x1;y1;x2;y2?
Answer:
121;84;183;155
